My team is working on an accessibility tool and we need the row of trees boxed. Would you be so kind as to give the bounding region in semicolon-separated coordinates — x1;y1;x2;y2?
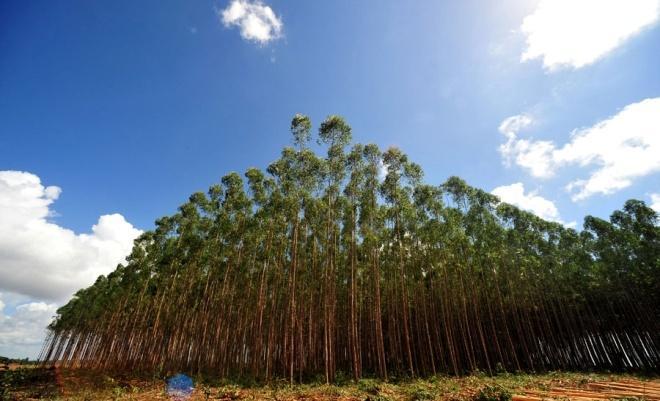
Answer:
41;115;660;382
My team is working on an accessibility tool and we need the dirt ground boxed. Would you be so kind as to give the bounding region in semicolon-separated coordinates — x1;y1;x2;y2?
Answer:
1;367;658;401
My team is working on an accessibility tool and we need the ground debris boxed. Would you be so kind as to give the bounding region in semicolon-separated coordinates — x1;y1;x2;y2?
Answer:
515;379;660;401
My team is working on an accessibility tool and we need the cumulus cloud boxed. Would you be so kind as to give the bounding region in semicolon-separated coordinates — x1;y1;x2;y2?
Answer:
498;98;660;201
220;0;283;44
521;0;660;70
650;193;660;213
0;296;57;359
0;171;142;302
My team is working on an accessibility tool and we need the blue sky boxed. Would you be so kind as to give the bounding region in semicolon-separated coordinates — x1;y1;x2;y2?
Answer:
1;0;659;358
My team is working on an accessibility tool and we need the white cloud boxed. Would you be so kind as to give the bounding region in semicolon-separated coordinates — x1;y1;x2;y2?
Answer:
498;114;533;138
0;295;58;359
378;160;387;181
650;193;660;213
498;98;660;201
220;0;283;44
499;114;557;179
492;182;566;224
521;0;660;70
0;171;142;302
492;182;577;228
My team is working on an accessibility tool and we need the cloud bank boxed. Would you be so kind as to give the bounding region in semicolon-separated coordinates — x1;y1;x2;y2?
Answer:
0;171;142;302
498;98;660;201
521;0;660;70
221;0;283;44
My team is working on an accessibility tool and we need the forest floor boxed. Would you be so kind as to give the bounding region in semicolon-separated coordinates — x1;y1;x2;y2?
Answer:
2;367;659;401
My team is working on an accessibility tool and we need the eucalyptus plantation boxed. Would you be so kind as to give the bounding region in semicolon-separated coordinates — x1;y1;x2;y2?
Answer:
42;114;660;381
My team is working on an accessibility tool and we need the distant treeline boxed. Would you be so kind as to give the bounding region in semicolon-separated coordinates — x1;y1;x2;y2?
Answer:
42;115;660;382
0;356;34;365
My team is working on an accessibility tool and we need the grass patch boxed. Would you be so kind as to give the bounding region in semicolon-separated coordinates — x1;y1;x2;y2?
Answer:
472;385;512;401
